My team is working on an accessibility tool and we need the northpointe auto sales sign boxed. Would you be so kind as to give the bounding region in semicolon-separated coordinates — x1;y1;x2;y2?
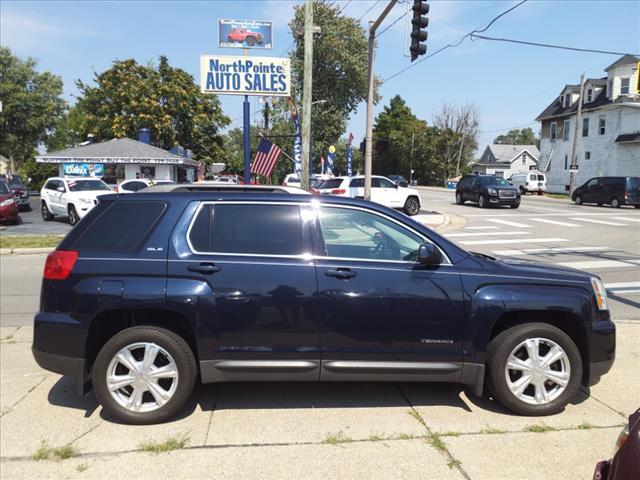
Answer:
200;55;290;96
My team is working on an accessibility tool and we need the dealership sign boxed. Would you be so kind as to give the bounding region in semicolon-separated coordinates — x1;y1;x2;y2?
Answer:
200;55;290;96
219;19;272;49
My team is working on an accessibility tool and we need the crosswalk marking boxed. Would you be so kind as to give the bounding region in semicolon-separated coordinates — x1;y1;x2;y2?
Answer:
445;231;529;238
459;238;569;246
464;226;498;230
530;218;581;227
612;217;640;223
487;219;533;228
605;282;640;295
556;259;640;270
492;246;611;256
569;217;628;226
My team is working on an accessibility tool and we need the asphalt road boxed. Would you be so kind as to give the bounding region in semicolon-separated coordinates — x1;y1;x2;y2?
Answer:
418;186;640;320
0;196;72;236
0;189;638;326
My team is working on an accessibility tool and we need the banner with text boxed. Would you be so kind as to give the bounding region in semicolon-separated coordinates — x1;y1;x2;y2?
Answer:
200;55;290;96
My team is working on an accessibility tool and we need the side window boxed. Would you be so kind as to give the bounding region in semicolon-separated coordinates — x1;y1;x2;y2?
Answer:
318;207;423;262
349;178;364;188
371;178;382;188
44;180;54;190
376;178;396;189
206;204;303;256
188;204;213;252
586;179;598;188
471;177;479;188
73;201;167;251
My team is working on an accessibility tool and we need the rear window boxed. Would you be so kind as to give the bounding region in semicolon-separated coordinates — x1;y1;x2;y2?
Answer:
320;179;343;189
72;201;166;251
627;177;639;189
537;175;545;181
188;203;303;255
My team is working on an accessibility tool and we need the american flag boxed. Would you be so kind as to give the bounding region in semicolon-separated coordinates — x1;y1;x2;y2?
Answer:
251;137;282;178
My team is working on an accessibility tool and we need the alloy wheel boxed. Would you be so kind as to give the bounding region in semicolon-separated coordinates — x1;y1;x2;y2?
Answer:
504;337;570;406
106;342;179;413
406;198;419;215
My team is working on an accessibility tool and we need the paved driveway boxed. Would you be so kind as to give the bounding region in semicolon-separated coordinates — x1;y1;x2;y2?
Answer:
0;197;72;236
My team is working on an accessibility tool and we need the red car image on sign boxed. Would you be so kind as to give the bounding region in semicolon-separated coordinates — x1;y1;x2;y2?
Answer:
227;28;263;46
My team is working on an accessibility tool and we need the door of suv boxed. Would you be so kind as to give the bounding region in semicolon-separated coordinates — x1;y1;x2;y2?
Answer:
168;201;321;382
48;180;66;214
312;205;465;381
371;177;403;208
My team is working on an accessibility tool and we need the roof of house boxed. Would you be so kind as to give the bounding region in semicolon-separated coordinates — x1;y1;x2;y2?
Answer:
476;144;540;165
36;137;199;166
605;54;640;71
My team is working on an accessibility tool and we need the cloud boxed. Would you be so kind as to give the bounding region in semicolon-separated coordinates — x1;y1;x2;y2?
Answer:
0;10;102;53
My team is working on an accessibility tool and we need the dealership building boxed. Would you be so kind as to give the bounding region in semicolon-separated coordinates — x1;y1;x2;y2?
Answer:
36;130;199;184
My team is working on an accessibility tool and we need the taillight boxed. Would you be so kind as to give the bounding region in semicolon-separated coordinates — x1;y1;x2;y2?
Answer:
331;189;346;195
43;250;78;280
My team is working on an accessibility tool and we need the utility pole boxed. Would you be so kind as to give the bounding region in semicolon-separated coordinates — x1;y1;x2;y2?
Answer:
364;0;398;200
300;0;314;191
569;73;585;196
455;128;467;177
410;132;415;184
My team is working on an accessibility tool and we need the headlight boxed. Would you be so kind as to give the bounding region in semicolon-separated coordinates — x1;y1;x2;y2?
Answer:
0;198;15;207
591;277;609;311
488;188;497;195
79;198;93;204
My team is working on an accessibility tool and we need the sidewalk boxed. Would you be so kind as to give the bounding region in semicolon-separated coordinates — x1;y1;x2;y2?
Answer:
1;323;637;479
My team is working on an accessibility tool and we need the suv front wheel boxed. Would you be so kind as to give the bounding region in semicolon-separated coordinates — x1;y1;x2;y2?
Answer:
93;326;197;425
486;323;582;416
403;196;420;216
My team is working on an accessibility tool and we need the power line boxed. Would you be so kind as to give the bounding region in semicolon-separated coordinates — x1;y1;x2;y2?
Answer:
470;34;640;57
381;0;529;84
338;0;353;15
357;0;381;23
479;121;537;134
377;8;408;37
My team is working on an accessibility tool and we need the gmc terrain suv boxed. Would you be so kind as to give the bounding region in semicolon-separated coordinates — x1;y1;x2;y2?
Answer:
33;185;615;424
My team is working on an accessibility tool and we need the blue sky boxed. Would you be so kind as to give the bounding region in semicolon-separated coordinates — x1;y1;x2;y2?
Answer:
2;0;638;153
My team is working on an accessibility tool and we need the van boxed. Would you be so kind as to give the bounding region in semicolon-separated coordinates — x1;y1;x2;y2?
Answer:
572;176;640;208
510;171;547;195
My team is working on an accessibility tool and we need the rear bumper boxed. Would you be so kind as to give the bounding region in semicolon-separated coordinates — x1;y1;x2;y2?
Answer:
32;347;89;396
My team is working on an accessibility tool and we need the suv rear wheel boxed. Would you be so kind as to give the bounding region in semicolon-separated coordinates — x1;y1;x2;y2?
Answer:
610;197;621;208
41;201;54;221
93;326;197;425
403;196;420;216
487;323;582;416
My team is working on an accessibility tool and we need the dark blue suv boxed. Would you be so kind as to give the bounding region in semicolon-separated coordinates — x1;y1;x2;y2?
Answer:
33;185;615;424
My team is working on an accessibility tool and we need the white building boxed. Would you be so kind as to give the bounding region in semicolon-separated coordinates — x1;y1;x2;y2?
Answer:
472;144;540;179
536;54;640;193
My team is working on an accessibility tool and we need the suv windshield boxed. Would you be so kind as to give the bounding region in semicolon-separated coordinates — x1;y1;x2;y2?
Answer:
67;179;111;192
481;177;510;187
1;175;24;187
0;182;10;194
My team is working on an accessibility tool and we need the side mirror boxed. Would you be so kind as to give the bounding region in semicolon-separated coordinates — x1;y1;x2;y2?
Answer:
400;181;408;188
418;242;443;266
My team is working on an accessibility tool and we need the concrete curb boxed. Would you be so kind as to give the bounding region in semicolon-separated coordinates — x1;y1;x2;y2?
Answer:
0;247;54;255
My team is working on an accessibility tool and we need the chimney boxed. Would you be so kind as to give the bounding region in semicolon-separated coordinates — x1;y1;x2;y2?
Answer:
138;128;151;145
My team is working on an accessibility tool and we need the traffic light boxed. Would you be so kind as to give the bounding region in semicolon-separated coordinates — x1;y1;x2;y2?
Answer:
410;0;429;62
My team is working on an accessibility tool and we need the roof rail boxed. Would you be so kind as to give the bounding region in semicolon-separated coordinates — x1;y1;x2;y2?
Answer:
143;184;310;194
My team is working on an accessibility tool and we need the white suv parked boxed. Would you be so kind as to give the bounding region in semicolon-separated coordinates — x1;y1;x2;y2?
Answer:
117;178;174;193
41;177;112;225
316;175;422;215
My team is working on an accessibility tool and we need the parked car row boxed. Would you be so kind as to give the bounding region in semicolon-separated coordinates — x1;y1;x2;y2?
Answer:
0;179;20;225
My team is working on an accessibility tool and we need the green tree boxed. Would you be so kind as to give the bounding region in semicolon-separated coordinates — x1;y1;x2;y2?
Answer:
290;1;373;163
0;47;66;168
75;56;229;164
493;127;539;148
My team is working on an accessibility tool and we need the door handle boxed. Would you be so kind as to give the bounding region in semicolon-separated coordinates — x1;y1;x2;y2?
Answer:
187;263;221;275
325;268;357;279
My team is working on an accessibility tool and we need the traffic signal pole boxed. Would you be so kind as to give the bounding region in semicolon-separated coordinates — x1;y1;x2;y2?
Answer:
364;0;398;200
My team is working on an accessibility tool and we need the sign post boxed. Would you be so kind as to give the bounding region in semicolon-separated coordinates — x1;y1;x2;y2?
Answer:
243;95;251;184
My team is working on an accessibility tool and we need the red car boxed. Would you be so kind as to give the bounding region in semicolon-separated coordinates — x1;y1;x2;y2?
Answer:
0;179;20;225
226;28;264;46
593;409;639;479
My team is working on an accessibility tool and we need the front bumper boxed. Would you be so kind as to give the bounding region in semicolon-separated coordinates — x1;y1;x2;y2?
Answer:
586;318;616;386
0;204;19;222
488;195;520;206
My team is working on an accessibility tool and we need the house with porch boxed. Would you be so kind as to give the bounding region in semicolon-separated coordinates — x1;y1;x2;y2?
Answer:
471;144;540;179
536;54;640;193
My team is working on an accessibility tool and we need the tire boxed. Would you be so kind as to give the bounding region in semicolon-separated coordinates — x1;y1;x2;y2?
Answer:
403;196;420;216
245;36;256;46
610;197;621;208
455;192;464;205
68;205;79;226
574;195;582;205
635;205;640;209
486;323;582;416
478;194;488;208
93;326;197;425
519;186;526;195
41;201;54;221
510;201;520;209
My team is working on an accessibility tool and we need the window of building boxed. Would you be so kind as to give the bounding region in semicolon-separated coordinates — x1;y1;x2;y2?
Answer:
585;151;591;160
586;88;593;103
582;118;589;137
550;122;558;140
599;116;606;135
73;201;167;252
620;77;630;95
318;207;423;262
563;120;571;141
564;154;568;170
563;94;571;108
